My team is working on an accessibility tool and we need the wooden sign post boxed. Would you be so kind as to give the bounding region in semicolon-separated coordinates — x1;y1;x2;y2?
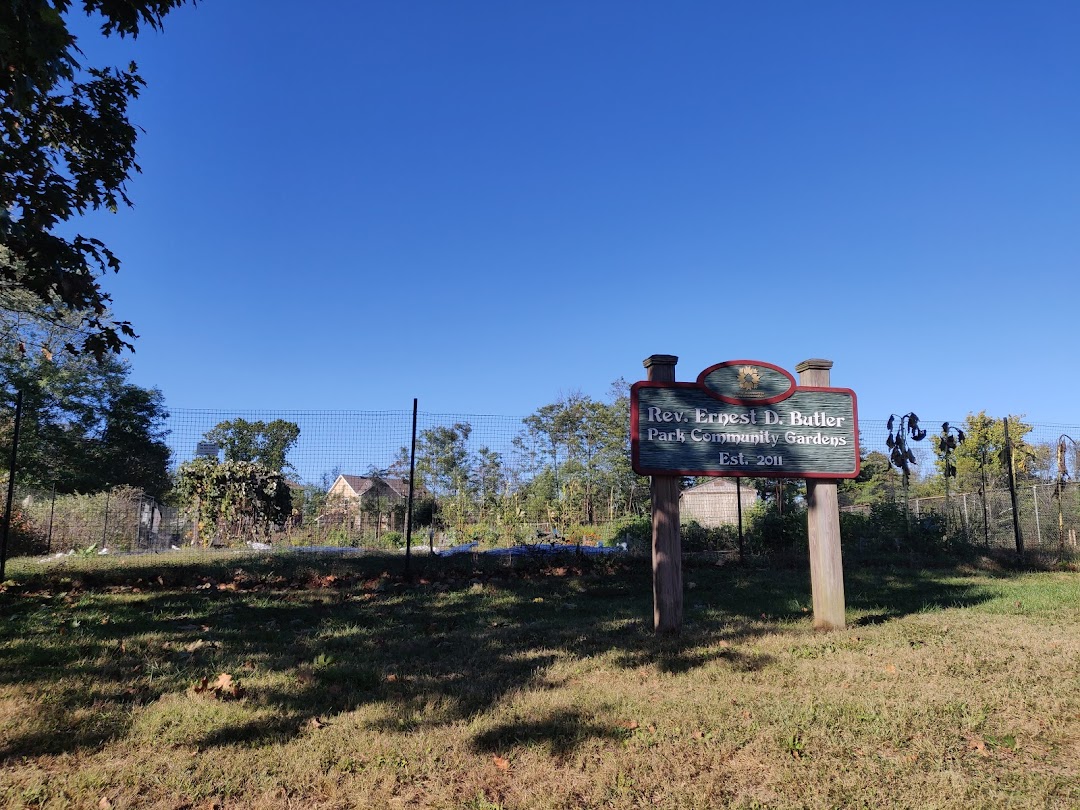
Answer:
795;359;846;631
644;355;683;634
634;356;856;633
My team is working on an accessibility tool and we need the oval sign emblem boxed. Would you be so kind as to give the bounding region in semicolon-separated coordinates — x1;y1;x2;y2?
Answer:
697;360;796;405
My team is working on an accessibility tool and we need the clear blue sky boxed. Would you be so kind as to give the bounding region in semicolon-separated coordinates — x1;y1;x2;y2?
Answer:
70;1;1080;426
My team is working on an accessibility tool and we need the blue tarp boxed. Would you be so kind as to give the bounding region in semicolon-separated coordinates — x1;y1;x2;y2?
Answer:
435;542;626;557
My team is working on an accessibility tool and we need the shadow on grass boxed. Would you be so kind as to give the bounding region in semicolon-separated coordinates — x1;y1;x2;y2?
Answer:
471;708;626;758
0;551;1010;760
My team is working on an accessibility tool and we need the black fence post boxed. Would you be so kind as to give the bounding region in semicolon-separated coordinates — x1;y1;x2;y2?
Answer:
2;390;24;580
736;477;744;563
101;489;110;549
46;483;56;554
404;398;418;578
979;449;990;547
1004;418;1024;561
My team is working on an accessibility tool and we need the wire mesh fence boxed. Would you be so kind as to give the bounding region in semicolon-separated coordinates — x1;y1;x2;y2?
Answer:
5;406;1080;559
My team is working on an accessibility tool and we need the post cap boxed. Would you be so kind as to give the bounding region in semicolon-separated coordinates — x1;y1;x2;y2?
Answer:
795;358;833;373
643;354;679;369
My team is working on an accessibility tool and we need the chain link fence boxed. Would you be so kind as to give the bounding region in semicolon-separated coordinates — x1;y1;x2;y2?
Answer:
5;408;1080;559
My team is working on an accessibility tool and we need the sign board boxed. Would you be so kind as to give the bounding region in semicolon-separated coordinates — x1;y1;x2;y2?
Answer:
631;360;859;478
195;441;220;459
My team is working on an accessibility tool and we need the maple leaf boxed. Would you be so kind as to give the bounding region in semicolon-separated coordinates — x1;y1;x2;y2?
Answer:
492;755;510;771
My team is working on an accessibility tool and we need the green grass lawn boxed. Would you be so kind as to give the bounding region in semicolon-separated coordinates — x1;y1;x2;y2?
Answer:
0;550;1077;809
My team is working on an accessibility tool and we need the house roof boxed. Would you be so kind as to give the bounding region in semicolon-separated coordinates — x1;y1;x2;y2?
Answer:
680;479;751;496
333;474;410;498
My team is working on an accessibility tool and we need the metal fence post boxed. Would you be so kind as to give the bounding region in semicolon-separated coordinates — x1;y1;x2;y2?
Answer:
1004;418;1024;560
1032;485;1041;547
101;490;110;549
46;483;56;554
1;390;24;580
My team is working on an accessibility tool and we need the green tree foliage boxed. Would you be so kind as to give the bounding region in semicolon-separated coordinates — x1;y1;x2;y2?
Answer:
475;446;504;502
0;293;170;494
838;449;897;506
204;419;300;474
1;1;194;357
954;411;1041;492
515;384;644;524
415;422;473;498
175;457;292;545
414;422;475;529
96;384;171;495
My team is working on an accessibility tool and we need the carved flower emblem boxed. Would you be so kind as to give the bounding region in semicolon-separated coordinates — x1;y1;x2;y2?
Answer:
737;366;761;391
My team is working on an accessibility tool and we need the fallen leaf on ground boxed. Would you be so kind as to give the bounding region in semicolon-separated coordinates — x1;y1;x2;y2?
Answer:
618;720;639;730
98;797;114;809
884;664;897;674
493;755;510;771
967;735;989;755
213;672;243;698
192;673;243;699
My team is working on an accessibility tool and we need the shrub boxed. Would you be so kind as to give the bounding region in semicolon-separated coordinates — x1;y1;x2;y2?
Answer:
681;519;739;554
611;515;652;555
6;505;45;556
839;499;964;556
744;502;808;555
380;530;403;548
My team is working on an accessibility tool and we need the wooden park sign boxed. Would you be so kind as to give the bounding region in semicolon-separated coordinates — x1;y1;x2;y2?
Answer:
635;356;856;634
632;360;859;479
